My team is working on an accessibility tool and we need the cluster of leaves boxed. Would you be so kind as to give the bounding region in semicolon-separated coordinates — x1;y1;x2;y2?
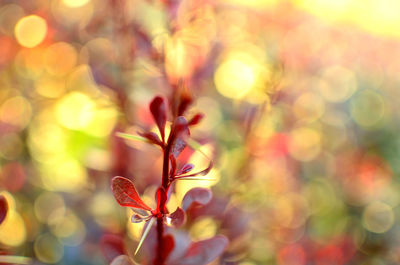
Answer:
109;95;227;265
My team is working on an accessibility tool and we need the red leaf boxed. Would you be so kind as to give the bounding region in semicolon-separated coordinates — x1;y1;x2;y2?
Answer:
175;162;213;180
176;164;195;175
137;131;163;147
111;176;152;211
171;138;187;158
188;113;204;126
170;117;190;158
100;234;125;262
169;207;185;227
131;214;149;223
0;195;8;225
161;235;175;261
175;235;228;265
156;187;168;214
171;116;189;136
169;155;177;177
177;91;193;116
182;188;212;211
150;96;167;142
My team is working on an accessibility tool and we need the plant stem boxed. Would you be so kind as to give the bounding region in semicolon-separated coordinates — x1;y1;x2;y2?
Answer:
155;142;171;265
155;216;164;265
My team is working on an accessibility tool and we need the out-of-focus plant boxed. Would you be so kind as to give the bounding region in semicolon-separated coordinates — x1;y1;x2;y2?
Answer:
110;94;227;265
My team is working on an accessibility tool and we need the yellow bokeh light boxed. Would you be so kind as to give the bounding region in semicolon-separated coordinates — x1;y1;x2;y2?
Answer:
0;96;32;129
350;90;385;128
41;158;88;192
189;217;218;240
175;144;220;202
165;36;192;80
85;103;119;138
55;92;95;130
294;0;400;38
50;210;86;246
362;201;394;233
62;0;90;8
34;192;66;224
44;42;78;76
293;93;325;123
28;122;67;163
36;75;66;98
14;15;47;48
318;65;357;103
288;127;321;161
0;210;26;246
89;192;118;228
52;0;94;26
14;48;45;78
215;57;256;99
127;217;145;241
34;234;64;264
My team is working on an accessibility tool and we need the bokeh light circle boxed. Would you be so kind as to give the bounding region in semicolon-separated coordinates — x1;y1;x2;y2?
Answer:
14;15;47;48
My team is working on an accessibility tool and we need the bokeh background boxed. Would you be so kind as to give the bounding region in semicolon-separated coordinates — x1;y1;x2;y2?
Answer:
1;0;400;264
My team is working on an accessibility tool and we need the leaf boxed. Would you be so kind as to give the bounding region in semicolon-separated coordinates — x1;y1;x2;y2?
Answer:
131;214;149;223
116;132;148;142
135;217;155;255
155;187;168;214
176;164;195;175
161;235;175;261
175;161;213;179
110;255;138;265
168;207;185;227
175;235;228;265
100;234;125;262
111;176;152;211
181;188;212;211
150;96;167;141
188;113;204;126
177;91;193;116
169;117;190;158
0;195;8;225
137;131;163;147
171;116;189;137
169;155;177;177
171;138;187;158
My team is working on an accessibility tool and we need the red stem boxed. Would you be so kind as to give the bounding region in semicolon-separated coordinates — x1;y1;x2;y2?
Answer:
155;216;164;265
155;138;171;265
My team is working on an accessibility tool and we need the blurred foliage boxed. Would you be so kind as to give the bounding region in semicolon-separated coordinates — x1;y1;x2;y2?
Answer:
1;0;400;264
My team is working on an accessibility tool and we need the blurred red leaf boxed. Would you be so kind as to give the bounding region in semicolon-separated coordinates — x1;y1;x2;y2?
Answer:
161;235;175;261
0;195;8;225
176;163;195;175
169;155;177;176
182;188;212;211
177;91;193;116
170;116;190;158
150;96;167;142
188;113;204;126
175;162;212;180
137;131;163;147
175;235;228;265
169;207;185;227
156;187;168;214
111;176;152;211
100;234;125;262
131;214;149;223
